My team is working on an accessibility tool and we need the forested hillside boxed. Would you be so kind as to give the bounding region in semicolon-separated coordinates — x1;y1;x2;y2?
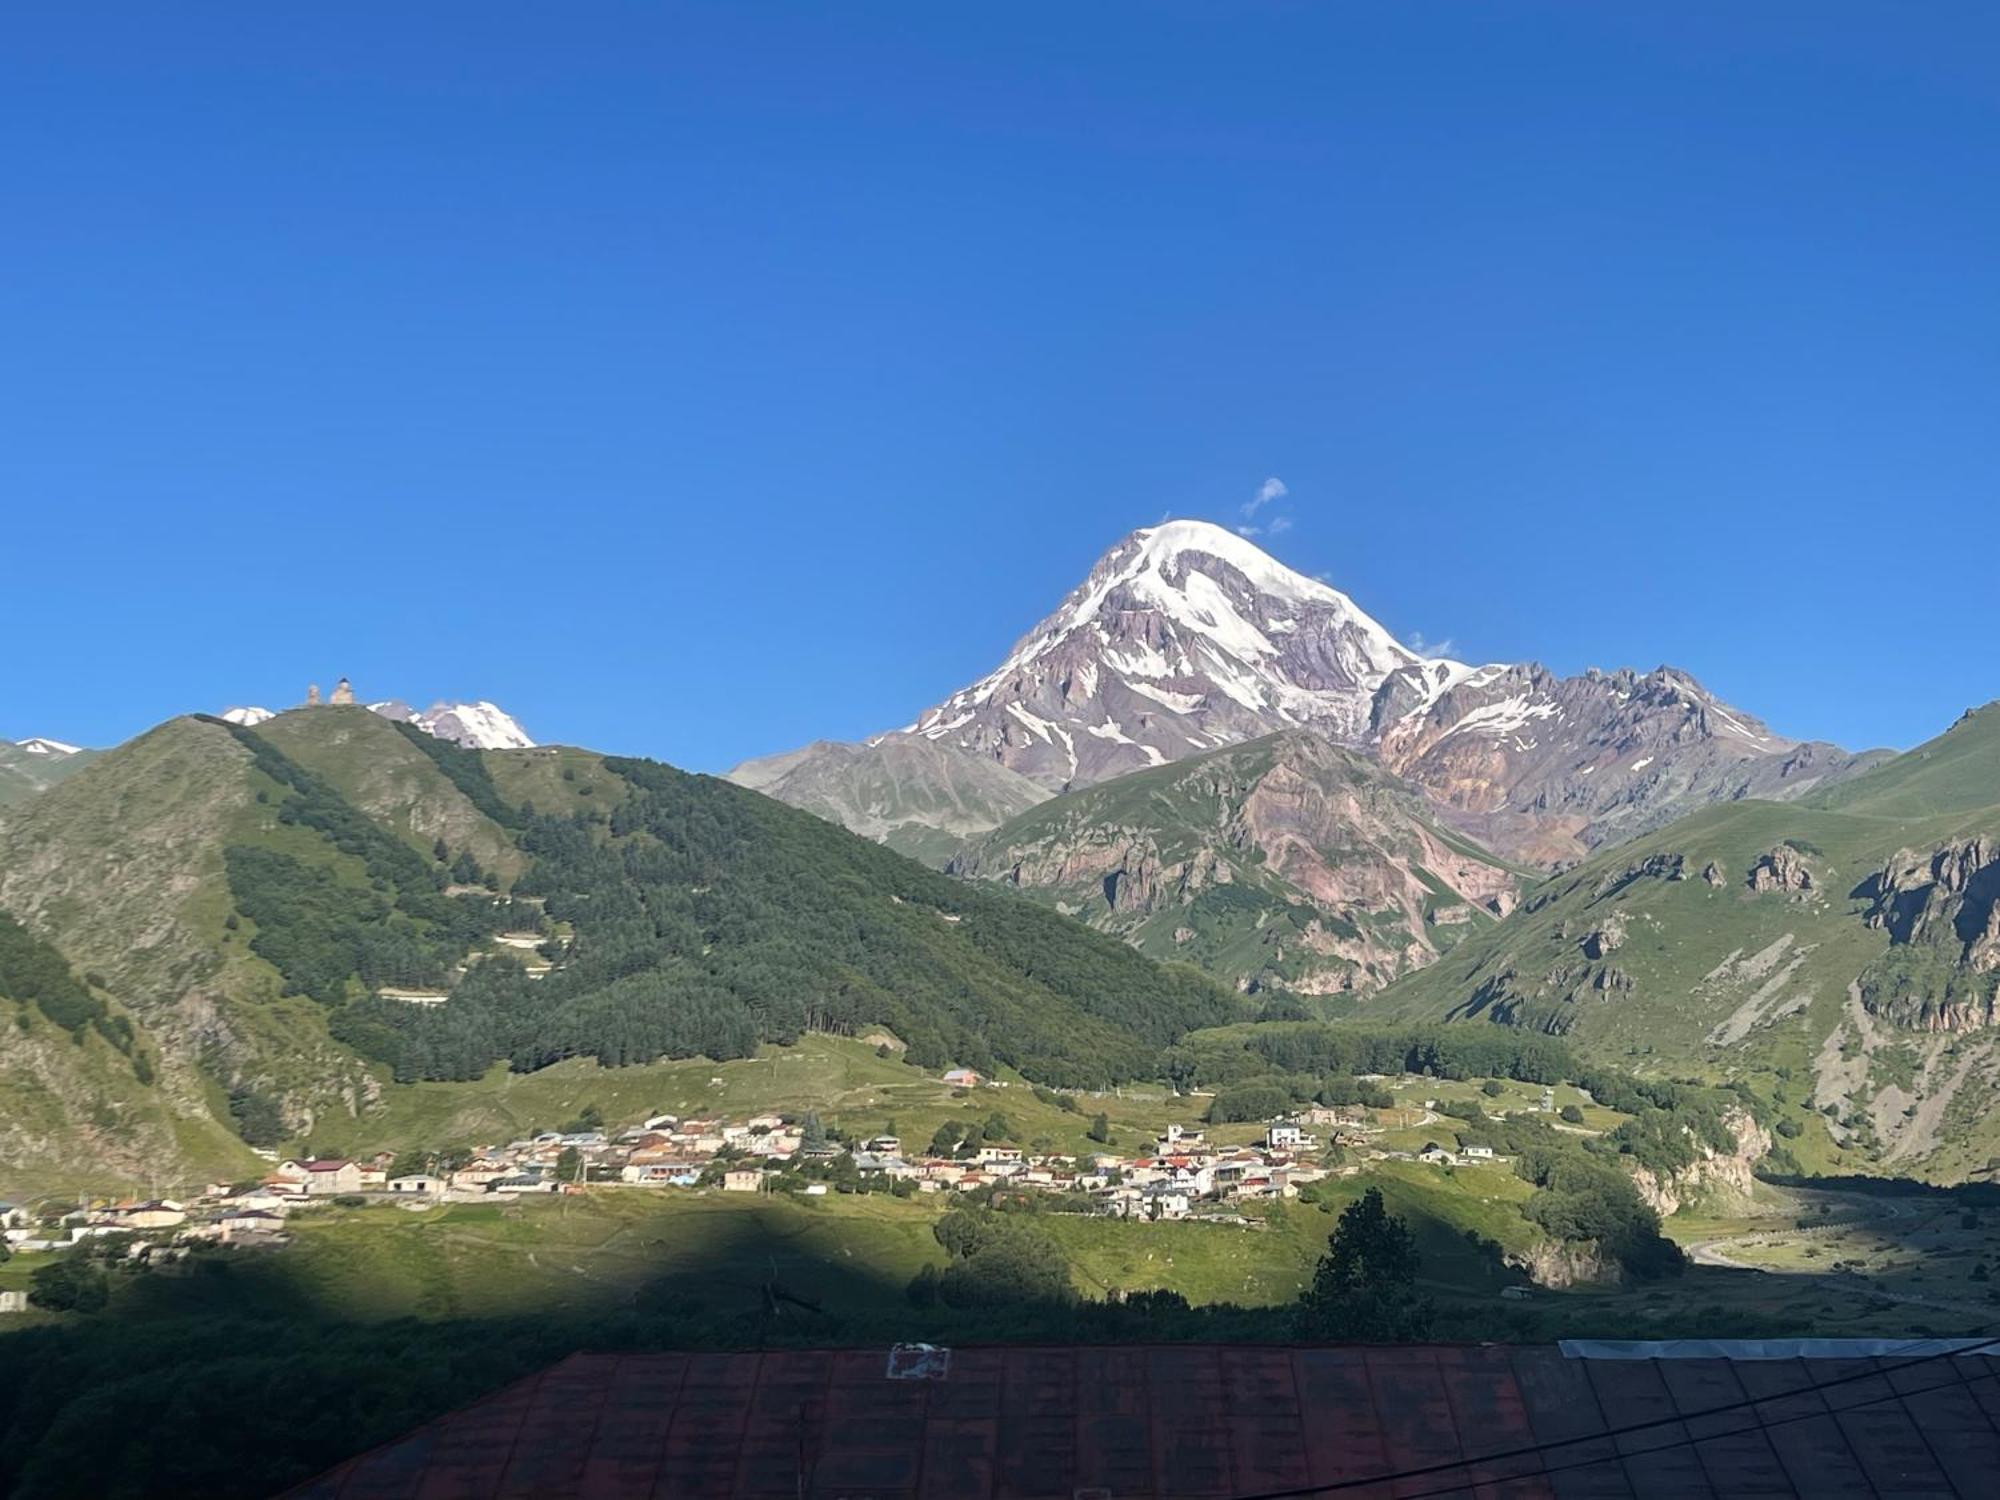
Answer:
0;708;1240;1182
331;751;1238;1088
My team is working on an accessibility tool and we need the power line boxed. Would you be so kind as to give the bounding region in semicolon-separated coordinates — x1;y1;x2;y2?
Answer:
1223;1332;2000;1500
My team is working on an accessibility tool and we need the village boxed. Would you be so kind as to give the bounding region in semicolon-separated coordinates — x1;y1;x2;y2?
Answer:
0;1069;1533;1284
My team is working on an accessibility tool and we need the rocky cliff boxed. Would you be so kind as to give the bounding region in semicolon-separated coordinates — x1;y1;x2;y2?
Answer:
950;730;1523;995
1627;1108;1773;1217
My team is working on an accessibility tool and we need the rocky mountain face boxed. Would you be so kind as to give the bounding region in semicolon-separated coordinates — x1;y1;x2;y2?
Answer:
1856;836;2000;1032
729;736;1050;864
901;520;1462;789
950;730;1523;996
1376;663;1879;865
735;519;1874;869
1379;703;2000;1184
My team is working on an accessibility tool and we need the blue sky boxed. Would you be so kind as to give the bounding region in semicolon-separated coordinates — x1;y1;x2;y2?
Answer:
6;4;1995;767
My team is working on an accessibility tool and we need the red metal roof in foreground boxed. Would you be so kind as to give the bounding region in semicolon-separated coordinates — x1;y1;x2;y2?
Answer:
285;1343;2000;1499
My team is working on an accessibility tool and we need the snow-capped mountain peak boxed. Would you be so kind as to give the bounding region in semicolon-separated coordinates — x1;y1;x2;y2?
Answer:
16;737;83;758
735;516;1876;868
369;698;535;750
411;701;536;751
220;707;276;727
905;518;1469;788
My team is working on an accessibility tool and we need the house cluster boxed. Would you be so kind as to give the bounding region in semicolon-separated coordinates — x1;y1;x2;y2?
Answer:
695;1119;1340;1222
1;1081;1401;1270
1;1193;290;1257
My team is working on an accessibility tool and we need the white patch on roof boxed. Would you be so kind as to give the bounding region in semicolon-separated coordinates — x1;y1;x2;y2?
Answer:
1630;756;1654;772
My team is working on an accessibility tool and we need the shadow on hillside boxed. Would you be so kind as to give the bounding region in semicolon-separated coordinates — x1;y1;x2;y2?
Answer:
16;1188;1994;1500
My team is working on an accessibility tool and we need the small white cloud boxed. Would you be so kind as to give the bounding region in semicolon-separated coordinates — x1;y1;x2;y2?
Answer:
1266;515;1292;536
1241;476;1288;520
1406;631;1456;658
1236;524;1262;538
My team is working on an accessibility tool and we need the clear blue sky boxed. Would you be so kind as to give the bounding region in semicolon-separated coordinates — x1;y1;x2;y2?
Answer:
6;4;1995;766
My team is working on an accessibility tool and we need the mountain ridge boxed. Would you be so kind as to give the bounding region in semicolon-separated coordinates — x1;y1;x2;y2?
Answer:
0;705;1238;1185
734;519;1879;868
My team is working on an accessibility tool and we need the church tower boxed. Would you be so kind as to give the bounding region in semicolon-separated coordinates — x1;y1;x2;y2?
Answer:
330;677;356;705
306;683;321;706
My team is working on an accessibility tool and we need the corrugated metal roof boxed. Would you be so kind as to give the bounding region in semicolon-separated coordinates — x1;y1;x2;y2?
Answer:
283;1342;2000;1498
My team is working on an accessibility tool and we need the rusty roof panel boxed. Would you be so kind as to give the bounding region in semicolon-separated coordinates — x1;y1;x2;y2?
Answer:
285;1344;2000;1500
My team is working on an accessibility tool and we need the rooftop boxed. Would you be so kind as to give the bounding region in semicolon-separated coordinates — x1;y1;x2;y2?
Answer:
285;1341;2000;1498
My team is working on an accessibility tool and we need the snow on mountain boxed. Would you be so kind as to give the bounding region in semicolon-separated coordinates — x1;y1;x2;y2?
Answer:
15;737;83;758
217;697;535;750
403;701;536;751
735;516;1876;868
903;518;1477;788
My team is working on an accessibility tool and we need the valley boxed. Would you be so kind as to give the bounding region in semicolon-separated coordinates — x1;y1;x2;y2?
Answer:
2;527;1995;1500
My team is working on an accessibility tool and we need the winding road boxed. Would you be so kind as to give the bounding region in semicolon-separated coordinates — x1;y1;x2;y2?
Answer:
1683;1190;1992;1320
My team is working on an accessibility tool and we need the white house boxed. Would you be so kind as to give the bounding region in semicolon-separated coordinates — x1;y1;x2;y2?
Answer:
388;1174;445;1196
297;1159;364;1196
1265;1123;1309;1151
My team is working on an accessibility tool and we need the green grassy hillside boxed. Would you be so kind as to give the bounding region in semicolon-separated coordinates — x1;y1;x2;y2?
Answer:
1377;703;2000;1183
0;709;1239;1186
0;742;98;809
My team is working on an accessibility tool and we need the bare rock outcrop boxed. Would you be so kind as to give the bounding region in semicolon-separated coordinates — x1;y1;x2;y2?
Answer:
1857;837;2000;1032
1511;1239;1621;1289
1579;912;1627;960
1748;847;1816;896
1626;1108;1772;1216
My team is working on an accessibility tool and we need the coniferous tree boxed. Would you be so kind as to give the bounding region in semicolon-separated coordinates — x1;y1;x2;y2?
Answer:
1294;1188;1431;1341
